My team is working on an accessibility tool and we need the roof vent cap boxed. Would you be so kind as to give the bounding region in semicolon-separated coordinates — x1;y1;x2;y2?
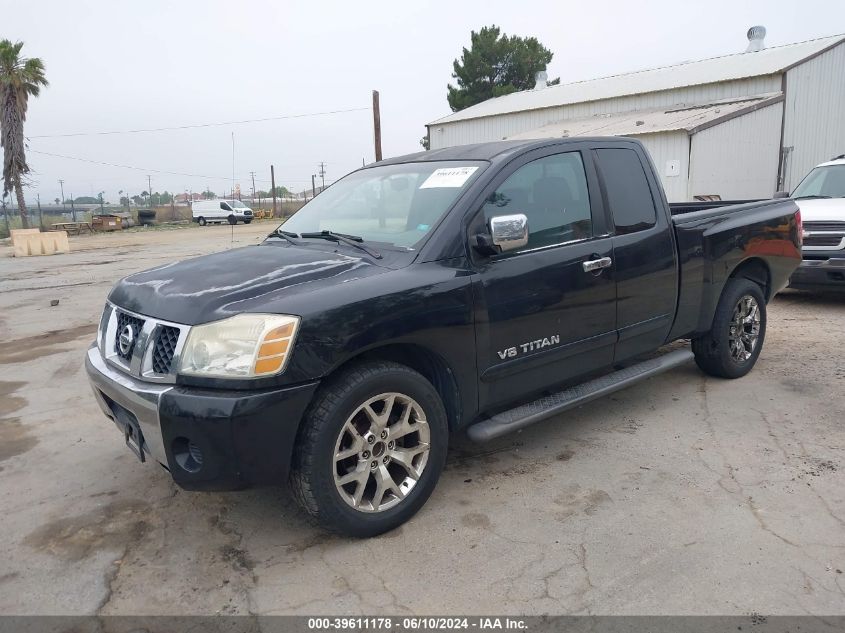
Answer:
534;70;548;90
746;25;766;53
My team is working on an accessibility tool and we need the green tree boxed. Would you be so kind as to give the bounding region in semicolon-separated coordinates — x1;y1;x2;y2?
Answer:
202;189;215;199
73;196;98;204
0;40;47;228
447;25;557;112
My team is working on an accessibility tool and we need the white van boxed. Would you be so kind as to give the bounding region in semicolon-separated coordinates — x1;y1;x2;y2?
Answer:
192;200;254;226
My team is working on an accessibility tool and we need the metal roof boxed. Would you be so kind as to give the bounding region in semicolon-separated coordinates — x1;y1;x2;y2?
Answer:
429;34;845;126
505;93;784;140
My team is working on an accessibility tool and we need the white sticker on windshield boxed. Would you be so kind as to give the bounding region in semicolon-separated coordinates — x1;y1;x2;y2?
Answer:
419;166;478;189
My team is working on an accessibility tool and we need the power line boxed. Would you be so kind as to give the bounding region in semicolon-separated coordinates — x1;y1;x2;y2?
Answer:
28;148;314;183
27;106;370;139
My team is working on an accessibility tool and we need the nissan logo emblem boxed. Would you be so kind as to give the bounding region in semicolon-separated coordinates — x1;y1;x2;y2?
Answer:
118;324;135;356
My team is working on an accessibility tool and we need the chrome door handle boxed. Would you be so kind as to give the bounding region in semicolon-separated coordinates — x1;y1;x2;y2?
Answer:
582;257;612;273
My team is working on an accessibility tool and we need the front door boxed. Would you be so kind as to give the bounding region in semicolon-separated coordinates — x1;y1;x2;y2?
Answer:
470;149;617;410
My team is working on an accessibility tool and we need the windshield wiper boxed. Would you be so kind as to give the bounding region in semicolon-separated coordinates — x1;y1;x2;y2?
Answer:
794;195;833;199
299;230;382;259
266;229;300;245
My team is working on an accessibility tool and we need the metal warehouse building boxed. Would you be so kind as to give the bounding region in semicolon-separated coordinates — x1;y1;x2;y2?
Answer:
426;31;845;202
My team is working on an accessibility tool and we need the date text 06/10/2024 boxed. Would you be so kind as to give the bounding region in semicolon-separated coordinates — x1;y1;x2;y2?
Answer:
307;617;528;630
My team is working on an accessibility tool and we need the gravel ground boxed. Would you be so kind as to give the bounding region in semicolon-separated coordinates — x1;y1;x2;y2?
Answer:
1;224;843;615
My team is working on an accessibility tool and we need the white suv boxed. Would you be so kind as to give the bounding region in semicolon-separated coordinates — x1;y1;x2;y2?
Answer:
788;155;845;291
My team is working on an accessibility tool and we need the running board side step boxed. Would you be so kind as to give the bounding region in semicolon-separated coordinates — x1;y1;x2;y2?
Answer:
467;348;694;443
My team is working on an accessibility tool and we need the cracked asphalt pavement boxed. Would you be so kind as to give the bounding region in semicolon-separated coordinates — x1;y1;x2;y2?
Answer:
1;224;844;615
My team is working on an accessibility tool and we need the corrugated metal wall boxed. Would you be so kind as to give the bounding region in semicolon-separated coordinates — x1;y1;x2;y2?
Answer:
782;42;845;190
429;75;781;149
636;132;690;202
688;102;783;199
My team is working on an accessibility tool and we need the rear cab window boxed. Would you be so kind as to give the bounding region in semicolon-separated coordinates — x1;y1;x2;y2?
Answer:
595;148;658;234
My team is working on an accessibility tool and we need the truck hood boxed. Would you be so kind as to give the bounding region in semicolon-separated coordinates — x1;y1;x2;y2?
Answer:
794;197;845;221
108;242;387;325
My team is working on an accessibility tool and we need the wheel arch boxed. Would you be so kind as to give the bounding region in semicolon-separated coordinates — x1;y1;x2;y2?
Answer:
326;343;463;431
728;257;772;301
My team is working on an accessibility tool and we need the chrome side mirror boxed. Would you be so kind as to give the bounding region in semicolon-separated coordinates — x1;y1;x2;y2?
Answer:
489;214;529;252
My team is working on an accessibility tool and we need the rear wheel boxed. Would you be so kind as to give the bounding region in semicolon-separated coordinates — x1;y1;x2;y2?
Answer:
693;278;766;378
228;215;237;225
290;361;448;537
197;217;206;226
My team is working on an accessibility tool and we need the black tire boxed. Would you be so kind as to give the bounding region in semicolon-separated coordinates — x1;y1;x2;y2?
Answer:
244;219;252;224
197;217;206;226
693;278;767;379
228;215;237;225
290;361;448;537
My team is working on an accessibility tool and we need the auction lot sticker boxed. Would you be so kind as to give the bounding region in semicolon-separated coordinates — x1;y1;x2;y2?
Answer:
419;166;478;188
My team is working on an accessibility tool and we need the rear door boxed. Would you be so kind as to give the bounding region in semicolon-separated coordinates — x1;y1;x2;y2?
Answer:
593;145;678;362
469;146;617;410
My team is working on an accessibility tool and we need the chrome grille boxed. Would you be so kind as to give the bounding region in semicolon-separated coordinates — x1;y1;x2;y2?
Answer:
803;221;845;232
152;326;180;374
114;312;145;361
803;234;843;247
100;303;188;383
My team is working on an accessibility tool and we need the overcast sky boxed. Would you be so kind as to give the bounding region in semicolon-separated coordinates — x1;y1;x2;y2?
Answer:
5;0;843;204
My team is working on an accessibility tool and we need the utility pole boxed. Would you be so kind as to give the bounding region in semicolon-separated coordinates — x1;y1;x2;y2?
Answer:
2;199;9;236
270;164;278;217
146;175;152;208
311;174;317;198
318;162;326;191
249;171;256;207
58;179;66;213
37;194;43;230
372;90;382;162
70;194;76;222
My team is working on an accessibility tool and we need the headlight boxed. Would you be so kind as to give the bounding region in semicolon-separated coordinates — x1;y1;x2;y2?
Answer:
178;314;300;378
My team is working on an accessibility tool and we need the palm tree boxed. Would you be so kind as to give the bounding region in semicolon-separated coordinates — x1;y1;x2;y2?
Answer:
0;40;47;229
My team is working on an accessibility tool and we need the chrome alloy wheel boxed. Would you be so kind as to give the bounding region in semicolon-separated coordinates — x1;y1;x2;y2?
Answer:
729;295;761;362
332;392;431;513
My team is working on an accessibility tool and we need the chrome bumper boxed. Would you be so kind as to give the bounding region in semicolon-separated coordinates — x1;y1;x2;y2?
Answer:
85;344;171;466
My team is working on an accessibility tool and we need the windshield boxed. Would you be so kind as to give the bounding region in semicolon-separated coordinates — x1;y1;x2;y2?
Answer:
792;164;845;199
228;200;249;209
279;161;486;249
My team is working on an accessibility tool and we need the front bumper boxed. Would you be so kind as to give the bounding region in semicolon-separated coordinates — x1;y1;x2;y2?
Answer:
788;257;845;291
85;345;319;490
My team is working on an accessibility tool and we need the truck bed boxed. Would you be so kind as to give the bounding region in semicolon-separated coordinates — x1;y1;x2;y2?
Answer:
668;199;762;215
667;198;801;341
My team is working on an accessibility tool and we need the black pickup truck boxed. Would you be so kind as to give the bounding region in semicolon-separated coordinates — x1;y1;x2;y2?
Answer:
85;138;801;536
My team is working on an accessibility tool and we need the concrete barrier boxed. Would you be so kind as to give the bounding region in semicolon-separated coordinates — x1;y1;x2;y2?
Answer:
10;229;70;257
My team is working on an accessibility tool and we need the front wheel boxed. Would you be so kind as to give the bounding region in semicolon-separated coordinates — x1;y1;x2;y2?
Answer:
244;219;252;224
693;278;766;379
228;215;237;225
197;217;206;226
290;361;448;537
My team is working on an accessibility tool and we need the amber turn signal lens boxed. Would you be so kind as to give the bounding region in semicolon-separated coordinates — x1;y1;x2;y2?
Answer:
252;318;298;376
254;356;285;374
265;323;295;340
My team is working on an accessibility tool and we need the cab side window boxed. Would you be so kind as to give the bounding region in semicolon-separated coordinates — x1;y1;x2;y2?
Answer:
220;202;231;211
483;152;592;252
